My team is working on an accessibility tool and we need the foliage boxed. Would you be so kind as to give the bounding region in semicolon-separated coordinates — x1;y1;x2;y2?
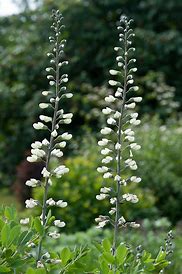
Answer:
135;116;182;224
0;0;181;186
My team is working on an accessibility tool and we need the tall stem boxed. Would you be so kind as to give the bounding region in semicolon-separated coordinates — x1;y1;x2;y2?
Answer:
37;30;60;262
112;32;128;257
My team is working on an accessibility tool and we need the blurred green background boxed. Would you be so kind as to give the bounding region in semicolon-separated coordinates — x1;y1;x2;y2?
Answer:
0;0;182;272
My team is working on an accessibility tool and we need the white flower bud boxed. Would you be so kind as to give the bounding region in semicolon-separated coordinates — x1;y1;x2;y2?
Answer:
46;198;56;206
27;155;38;163
25;179;39;187
107;118;116;125
100;187;111;193
130;176;141;183
125;102;136;109
102;107;112;115
33;122;45;130
54;220;66;228
102;156;113;164
61;132;72;140
48;231;60;239
20;218;29;225
101;127;112;135
41;167;50;178
39;103;49;109
109;69;120;75
133;97;142;103
108;80;119;86
98;138;109;146
115;143;121;150
65;93;73;98
96;194;108;200
51;130;58;137
130;143;141;150
103;172;112;179
25;198;38;208
97;166;109;173
101;148;111;155
39;115;52;123
56;200;67;208
105;95;116;103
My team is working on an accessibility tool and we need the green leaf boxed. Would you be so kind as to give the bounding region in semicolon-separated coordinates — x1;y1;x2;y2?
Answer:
34;218;44;236
102;252;114;264
18;230;34;246
8;225;21;246
4;207;16;221
26;268;46;274
102;238;111;252
0;265;11;272
1;224;10;246
116;243;128;265
61;247;72;266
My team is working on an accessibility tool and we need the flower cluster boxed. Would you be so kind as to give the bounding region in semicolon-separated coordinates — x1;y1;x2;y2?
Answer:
23;10;73;264
96;15;142;250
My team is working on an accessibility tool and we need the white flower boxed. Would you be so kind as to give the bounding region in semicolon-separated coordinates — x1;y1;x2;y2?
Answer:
107;117;116;125
125;135;135;142
65;93;73;98
100;187;111;193
130;176;141;183
124;129;134;136
25;179;39;187
130;143;141;150
46;198;56;206
25;198;38;208
110;197;117;204
58;141;66;148
39;103;49;109
133;97;142;103
109;69;119;75
63;119;72;124
42;252;50;259
98;138;109;146
103;172;112;179
114;111;121;118
39;115;52;123
48;231;60;239
130;222;140;228
115;143;121;150
31;141;42;149
96;194;108;200
96;220;108;228
118;216;126;225
33;122;45;130
51;130;58;137
102;156;113;164
56;200;68;208
130;112;138;118
101;148;111;155
51;149;63;157
101;127;112;135
114;175;121;181
130;119;141;125
42;90;49;96
105;95;116;103
20;218;29;225
97;166;109;173
27;155;38;162
122;193;139;203
61;132;72;140
31;149;45;158
41;167;50;178
102;107;112;115
54;165;69;177
42;139;49;146
54;220;66;228
109;80;118;86
128;79;134;84
109;208;116;215
126;102;136;109
37;261;44;268
63;113;73;119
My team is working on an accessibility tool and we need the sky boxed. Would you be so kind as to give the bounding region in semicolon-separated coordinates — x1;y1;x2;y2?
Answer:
0;0;19;16
0;0;37;16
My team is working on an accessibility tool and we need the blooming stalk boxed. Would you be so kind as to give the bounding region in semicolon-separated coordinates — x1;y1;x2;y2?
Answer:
96;15;142;259
24;10;73;266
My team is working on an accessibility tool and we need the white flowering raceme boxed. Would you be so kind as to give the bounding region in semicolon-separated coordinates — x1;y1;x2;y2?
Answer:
96;15;142;256
23;10;73;263
20;218;30;225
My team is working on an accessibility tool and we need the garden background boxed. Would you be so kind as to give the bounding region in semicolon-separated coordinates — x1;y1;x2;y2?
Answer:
0;0;182;272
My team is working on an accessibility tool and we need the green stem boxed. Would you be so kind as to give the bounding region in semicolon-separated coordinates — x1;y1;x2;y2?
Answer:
112;31;128;268
37;24;60;262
